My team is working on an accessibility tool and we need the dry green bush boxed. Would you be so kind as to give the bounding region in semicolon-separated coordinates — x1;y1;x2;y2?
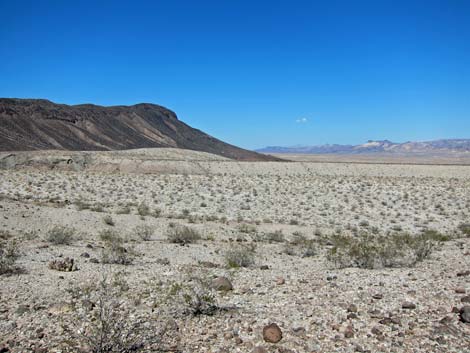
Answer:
225;244;256;268
0;239;19;275
45;225;76;245
137;203;150;217
67;273;176;352
164;276;218;316
458;223;470;237
134;225;153;241
166;225;201;244
283;232;316;257
327;231;438;269
99;230;134;265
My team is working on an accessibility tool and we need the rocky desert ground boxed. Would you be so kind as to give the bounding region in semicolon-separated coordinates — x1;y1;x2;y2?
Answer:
1;148;469;353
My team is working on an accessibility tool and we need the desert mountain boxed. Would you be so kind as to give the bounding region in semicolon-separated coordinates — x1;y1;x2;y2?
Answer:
0;98;279;161
257;139;470;155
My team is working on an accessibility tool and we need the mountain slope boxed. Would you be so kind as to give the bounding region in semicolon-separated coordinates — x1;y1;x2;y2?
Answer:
0;98;279;161
257;139;470;155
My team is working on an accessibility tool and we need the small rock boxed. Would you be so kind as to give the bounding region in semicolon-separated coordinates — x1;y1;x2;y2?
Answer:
455;287;466;294
457;270;470;277
263;323;282;343
212;277;233;291
80;252;90;258
259;265;269;270
460;306;470;323
252;347;267;353
460;295;470;303
402;302;416;309
276;277;285;285
344;325;354;338
372;293;383;300
89;258;99;264
371;326;382;336
347;304;358;313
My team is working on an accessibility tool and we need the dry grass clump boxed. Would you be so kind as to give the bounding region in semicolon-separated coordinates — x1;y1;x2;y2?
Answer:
166;224;201;245
45;225;76;245
327;231;439;269
225;244;256;268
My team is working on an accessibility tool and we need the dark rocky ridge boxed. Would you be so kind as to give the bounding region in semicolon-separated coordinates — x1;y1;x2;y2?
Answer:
0;98;279;161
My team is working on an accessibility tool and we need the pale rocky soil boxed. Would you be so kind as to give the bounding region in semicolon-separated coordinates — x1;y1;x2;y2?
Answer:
0;150;469;352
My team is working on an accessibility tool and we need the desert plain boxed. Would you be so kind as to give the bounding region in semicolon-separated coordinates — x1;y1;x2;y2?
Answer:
0;148;469;353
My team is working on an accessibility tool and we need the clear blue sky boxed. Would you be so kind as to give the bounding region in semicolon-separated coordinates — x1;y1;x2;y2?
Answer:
1;0;469;149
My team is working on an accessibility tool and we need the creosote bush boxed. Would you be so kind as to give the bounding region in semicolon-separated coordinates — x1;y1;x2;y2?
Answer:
0;239;19;275
166;225;201;245
225;244;256;268
164;276;218;316
283;232;316;257
134;225;153;241
327;231;439;269
45;225;76;245
67;272;175;352
99;230;134;265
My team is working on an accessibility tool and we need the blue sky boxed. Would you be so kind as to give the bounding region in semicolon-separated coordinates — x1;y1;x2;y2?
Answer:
1;0;469;149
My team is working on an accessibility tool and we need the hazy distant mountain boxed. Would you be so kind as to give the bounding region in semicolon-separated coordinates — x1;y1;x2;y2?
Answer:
0;98;280;161
257;139;470;155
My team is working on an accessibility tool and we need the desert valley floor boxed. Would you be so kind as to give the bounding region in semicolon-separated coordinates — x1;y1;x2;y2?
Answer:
0;149;469;353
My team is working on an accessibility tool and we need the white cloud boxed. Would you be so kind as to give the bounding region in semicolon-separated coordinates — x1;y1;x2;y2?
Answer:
296;117;308;123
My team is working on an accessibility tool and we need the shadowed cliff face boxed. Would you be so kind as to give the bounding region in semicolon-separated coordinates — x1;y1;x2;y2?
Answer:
0;98;280;161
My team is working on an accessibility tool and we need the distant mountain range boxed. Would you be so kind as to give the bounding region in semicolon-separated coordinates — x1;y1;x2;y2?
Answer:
0;98;279;161
257;139;470;155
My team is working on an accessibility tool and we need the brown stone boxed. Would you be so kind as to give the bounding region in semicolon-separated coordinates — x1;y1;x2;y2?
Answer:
263;323;282;343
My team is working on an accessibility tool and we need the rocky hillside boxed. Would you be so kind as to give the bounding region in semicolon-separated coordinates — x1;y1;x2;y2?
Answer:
0;98;279;161
257;139;470;155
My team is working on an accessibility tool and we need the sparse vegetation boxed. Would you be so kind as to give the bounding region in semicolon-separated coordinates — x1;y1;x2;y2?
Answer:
327;231;439;269
225;244;256;268
99;230;134;265
0;238;19;275
134;225;153;241
166;225;201;244
45;225;75;245
67;273;174;352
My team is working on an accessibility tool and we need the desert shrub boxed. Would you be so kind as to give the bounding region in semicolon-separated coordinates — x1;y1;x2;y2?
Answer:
115;206;131;215
45;225;75;245
284;232;316;257
327;231;438;269
165;276;218;316
99;230;134;265
134;225;153;241
137;203;150;217
264;230;285;243
91;204;105;212
67;273;175;352
75;199;90;211
0;239;19;275
458;223;470;237
225;244;256;268
166;225;201;244
238;223;257;234
103;215;115;226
